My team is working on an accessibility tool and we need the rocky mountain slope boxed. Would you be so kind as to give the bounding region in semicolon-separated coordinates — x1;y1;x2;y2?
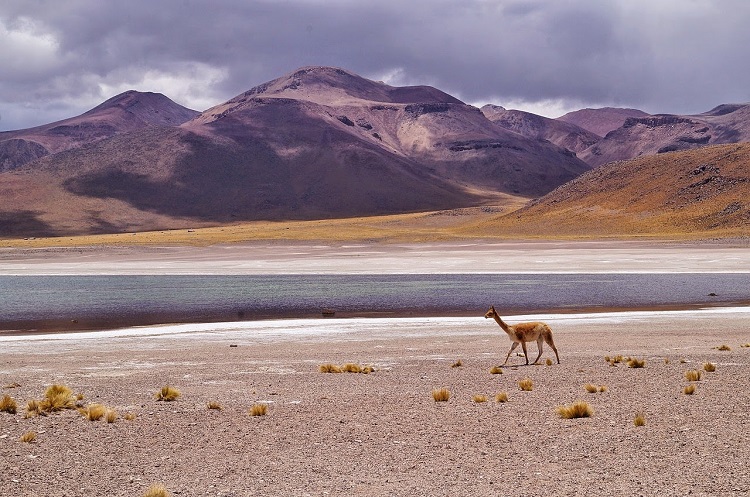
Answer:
468;143;750;237
0;91;199;173
0;67;589;237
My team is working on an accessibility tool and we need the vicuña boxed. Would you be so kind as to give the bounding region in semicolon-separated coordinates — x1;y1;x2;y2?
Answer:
484;306;560;365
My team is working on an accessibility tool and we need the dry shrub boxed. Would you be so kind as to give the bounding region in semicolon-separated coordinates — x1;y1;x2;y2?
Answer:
124;412;137;421
741;343;750;348
627;358;645;368
341;363;363;373
679;358;687;363
684;370;702;382
105;409;118;424
81;403;106;421
684;384;697;395
155;385;181;402
41;384;75;412
489;366;503;375
207;401;222;410
319;363;342;373
143;484;170;497
25;400;41;418
518;378;533;391
361;365;376;374
556;401;593;419
0;394;17;414
664;358;670;364
717;344;731;351
432;388;450;402
599;385;608;393
545;358;553;366
703;362;716;372
495;392;509;403
584;383;598;393
472;394;488;403
611;355;623;364
19;431;37;443
249;403;268;416
634;413;646;427
451;359;463;368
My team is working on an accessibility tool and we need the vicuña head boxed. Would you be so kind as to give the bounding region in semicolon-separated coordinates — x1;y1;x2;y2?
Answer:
484;305;560;366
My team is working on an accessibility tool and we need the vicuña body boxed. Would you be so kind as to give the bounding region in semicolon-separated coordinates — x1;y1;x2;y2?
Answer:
484;306;560;365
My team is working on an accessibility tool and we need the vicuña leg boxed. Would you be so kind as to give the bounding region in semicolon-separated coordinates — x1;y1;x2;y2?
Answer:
545;335;560;364
503;342;520;365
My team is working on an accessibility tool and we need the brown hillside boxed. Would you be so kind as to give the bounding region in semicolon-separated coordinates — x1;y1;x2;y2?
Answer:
465;143;750;238
0;67;589;237
557;107;648;136
0;91;198;172
481;104;600;154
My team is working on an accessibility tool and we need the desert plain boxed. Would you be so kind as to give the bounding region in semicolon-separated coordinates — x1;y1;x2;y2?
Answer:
1;240;749;496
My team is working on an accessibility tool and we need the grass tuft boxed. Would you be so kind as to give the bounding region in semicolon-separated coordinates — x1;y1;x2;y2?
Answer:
81;403;106;421
584;383;598;393
518;378;533;391
472;394;488;403
25;399;42;418
19;431;37;443
143;484;170;497
155;385;181;402
556;400;593;419
664;357;670;364
341;363;363;373
703;362;716;372
207;401;222;410
451;359;463;368
105;409;118;424
545;358;553;366
717;344;731;351
627;358;645;368
124;412;137;421
432;388;450;402
684;384;697;395
41;384;75;412
599;385;608;393
319;363;342;373
489;366;503;375
361;365;376;374
684;370;702;382
0;394;17;414
634;413;646;427
495;392;509;403
249;403;268;416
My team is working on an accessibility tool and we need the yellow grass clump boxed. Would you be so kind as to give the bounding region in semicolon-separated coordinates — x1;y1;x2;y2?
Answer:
599;385;608;393
664;358;670;364
0;394;17;414
717;344;731;351
155;385;181;402
41;384;75;412
518;378;533;391
25;399;41;418
143;484;170;497
249;403;268;416
489;366;503;375
105;409;118;423
684;384;697;395
684;370;702;382
556;401;593;419
634;413;646;427
545;358;553;366
432;388;451;402
451;359;463;368
341;363;363;373
741;343;750;348
495;392;509;403
81;403;106;421
124;412;137;421
703;362;716;372
319;363;342;373
19;431;37;443
584;383;598;393
472;394;488;403
627;358;646;368
207;401;222;410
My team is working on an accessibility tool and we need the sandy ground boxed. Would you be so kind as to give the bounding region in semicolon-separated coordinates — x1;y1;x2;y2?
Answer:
2;240;750;275
1;309;749;496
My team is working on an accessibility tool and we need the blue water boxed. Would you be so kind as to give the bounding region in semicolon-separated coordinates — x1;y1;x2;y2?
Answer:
1;274;748;330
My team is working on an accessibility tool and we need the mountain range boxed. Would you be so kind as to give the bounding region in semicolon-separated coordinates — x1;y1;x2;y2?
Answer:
1;66;749;238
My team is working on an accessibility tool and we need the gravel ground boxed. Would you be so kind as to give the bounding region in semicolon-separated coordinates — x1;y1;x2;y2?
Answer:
1;309;749;496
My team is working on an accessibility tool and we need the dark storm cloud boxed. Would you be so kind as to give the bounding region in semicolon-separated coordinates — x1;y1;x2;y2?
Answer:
1;0;749;130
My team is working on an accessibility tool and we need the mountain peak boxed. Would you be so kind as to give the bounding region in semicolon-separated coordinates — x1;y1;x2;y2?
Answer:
84;90;198;125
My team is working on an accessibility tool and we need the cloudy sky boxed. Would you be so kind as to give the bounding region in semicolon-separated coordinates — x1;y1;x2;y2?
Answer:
1;0;749;131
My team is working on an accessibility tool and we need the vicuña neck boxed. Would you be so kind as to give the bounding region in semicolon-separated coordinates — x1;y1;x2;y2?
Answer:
493;314;511;333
